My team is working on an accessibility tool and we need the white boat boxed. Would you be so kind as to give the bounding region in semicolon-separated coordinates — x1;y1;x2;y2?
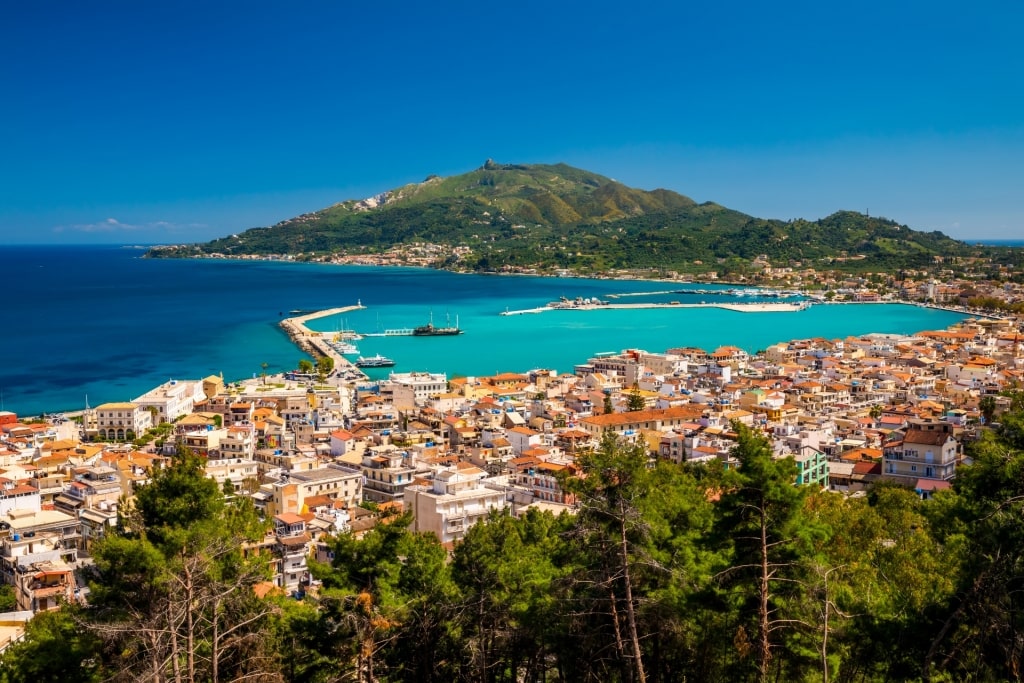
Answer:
355;354;395;368
330;341;360;355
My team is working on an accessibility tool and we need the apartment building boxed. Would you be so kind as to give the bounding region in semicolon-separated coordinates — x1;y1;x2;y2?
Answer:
883;419;958;495
264;464;362;518
404;465;506;545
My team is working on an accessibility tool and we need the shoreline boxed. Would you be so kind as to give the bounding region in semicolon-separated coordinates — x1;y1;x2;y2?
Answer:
156;254;1014;321
13;252;1013;418
149;253;1015;323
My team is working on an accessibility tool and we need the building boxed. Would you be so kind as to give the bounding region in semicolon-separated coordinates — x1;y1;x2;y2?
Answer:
0;509;80;597
133;379;206;424
264;464;362;517
579;406;704;439
14;561;75;612
510;459;576;505
387;372;447;408
94;402;153;441
54;466;122;518
883;419;958;495
359;447;419;505
204;457;259;493
792;446;829;487
404;465;506;545
272;513;310;592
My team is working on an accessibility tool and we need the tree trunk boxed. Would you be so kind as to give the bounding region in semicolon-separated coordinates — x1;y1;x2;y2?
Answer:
183;558;196;683
211;596;221;683
168;599;182;683
619;500;647;683
609;585;627;673
758;497;772;683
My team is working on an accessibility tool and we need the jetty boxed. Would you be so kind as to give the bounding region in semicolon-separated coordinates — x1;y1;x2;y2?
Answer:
500;301;807;315
500;307;552;316
605;287;801;299
279;304;368;378
363;328;415;337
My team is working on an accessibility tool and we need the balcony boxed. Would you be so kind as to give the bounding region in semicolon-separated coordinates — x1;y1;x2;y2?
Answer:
885;451;954;466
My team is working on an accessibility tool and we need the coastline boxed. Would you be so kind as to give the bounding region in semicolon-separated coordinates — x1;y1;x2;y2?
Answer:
8;248;1003;418
147;253;1014;322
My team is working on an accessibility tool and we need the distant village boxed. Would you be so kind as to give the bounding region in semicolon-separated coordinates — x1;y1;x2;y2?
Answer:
1;257;1023;648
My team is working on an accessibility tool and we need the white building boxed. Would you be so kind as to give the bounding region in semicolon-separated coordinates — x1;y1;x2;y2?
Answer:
387;372;447;408
403;465;506;544
204;457;259;493
133;380;206;424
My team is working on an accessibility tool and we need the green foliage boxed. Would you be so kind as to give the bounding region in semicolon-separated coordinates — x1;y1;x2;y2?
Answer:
299;514;462;681
133;451;226;549
49;449;274;682
0;585;15;613
0;608;103;683
315;355;334;383
712;423;822;682
14;403;1024;682
627;383;646;411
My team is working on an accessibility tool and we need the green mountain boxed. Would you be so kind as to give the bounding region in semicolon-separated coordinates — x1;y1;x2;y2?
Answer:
148;161;969;273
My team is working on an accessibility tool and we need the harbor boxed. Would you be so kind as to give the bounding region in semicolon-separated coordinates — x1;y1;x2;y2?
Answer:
1;248;977;417
279;303;369;380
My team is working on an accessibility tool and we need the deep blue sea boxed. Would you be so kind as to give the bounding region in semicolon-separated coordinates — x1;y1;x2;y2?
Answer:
2;245;969;417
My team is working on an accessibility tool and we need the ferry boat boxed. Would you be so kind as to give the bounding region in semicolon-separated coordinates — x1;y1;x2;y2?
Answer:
355;354;395;368
413;312;462;336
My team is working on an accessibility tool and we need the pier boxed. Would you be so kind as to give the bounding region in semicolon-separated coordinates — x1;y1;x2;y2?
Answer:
499;307;552;316
500;301;807;315
279;304;368;379
605;287;801;299
363;328;415;337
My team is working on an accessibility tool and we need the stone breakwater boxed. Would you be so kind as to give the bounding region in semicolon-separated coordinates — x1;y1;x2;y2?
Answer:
279;304;366;375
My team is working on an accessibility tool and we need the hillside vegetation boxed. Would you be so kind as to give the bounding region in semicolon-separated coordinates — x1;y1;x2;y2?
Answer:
148;161;969;274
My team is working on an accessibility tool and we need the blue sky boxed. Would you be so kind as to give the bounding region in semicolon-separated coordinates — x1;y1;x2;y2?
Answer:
3;1;1022;244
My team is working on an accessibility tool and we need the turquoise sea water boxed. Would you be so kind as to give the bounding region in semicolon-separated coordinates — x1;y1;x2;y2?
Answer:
2;245;968;417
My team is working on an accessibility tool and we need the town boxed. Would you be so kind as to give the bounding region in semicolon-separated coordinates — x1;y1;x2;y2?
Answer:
0;291;1021;640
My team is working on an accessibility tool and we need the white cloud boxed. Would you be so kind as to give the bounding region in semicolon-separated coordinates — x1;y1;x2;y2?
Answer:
53;218;207;234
